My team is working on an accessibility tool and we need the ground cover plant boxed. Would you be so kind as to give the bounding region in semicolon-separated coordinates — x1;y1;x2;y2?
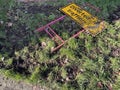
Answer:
0;0;120;90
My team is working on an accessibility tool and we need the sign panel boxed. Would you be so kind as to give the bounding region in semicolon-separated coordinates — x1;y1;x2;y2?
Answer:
60;3;106;36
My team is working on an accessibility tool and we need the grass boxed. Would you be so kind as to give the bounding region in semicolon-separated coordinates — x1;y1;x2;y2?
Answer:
0;0;120;90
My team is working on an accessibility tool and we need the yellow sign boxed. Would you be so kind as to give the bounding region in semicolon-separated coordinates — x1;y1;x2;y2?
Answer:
85;21;107;36
60;3;106;36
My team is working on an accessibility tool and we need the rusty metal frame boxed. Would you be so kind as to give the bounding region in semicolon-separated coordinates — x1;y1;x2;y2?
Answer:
36;3;100;52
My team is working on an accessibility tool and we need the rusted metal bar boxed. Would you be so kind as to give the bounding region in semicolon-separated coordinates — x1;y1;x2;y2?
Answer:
48;26;64;42
46;15;66;26
84;2;101;12
52;36;63;44
71;29;85;38
36;26;46;32
51;42;66;52
44;28;54;38
51;29;85;52
36;15;66;32
35;2;102;52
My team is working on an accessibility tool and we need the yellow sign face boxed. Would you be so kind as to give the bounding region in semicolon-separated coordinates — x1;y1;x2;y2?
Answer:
60;3;106;36
85;21;107;36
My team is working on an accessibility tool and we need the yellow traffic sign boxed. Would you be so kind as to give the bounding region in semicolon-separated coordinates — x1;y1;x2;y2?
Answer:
60;3;106;36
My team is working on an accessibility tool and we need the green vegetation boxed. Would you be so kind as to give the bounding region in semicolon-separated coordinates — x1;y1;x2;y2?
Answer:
0;0;120;90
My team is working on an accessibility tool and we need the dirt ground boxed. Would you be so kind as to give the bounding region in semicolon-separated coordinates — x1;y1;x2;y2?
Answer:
0;75;50;90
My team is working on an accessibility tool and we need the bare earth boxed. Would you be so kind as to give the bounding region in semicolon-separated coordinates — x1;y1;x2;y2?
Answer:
0;75;50;90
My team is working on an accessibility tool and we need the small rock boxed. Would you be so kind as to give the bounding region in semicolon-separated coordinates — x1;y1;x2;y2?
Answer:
25;11;28;13
41;42;47;47
30;59;34;63
33;62;37;65
64;58;68;64
80;69;84;73
33;85;40;90
51;47;54;52
8;22;13;27
1;57;4;61
14;16;19;21
111;48;120;57
97;82;103;88
65;77;70;81
0;21;4;24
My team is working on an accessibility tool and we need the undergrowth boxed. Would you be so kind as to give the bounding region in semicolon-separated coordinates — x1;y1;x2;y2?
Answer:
0;0;120;90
